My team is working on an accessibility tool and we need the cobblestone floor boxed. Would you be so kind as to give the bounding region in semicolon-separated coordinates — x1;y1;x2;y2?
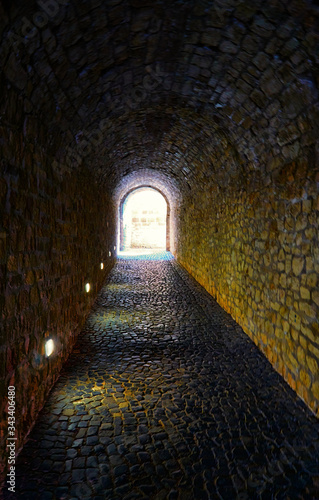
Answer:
117;250;174;261
4;256;319;499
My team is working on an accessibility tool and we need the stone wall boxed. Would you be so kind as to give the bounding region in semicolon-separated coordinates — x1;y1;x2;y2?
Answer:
0;159;116;480
176;158;319;416
130;209;166;249
130;220;166;249
0;1;318;484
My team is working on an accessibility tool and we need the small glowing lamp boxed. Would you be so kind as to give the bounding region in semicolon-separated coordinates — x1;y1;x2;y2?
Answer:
85;283;90;293
100;263;104;270
45;339;54;357
109;251;111;257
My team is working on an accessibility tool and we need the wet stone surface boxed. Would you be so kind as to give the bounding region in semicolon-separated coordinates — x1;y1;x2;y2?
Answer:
4;256;319;499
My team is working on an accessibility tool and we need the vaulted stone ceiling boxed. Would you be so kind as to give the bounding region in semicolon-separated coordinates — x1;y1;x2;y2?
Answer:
1;0;319;192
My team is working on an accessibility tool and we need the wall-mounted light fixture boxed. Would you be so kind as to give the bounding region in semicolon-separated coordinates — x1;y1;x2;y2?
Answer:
85;283;91;293
109;251;111;257
100;263;104;270
45;339;54;357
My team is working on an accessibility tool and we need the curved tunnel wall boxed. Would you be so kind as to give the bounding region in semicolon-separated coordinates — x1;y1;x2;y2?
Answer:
176;150;319;414
0;161;117;480
0;0;319;483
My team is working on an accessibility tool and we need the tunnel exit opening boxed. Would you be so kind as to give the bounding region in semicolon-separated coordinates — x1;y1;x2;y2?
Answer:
118;187;170;252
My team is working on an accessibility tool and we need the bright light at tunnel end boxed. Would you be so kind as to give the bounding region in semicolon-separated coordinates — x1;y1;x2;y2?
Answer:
120;188;167;252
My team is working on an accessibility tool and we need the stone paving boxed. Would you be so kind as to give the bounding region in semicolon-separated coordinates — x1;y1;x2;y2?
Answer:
3;256;319;500
117;250;174;261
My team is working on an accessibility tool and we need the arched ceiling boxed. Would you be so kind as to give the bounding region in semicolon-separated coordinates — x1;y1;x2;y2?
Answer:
114;168;180;211
1;0;319;193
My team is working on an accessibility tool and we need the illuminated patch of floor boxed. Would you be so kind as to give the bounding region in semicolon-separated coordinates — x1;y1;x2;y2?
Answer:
117;249;174;260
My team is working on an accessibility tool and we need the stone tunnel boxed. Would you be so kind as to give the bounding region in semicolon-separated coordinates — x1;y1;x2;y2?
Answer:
0;0;319;497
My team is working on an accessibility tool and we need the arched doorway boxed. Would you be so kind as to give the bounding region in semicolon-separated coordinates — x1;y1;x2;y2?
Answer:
119;187;170;252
